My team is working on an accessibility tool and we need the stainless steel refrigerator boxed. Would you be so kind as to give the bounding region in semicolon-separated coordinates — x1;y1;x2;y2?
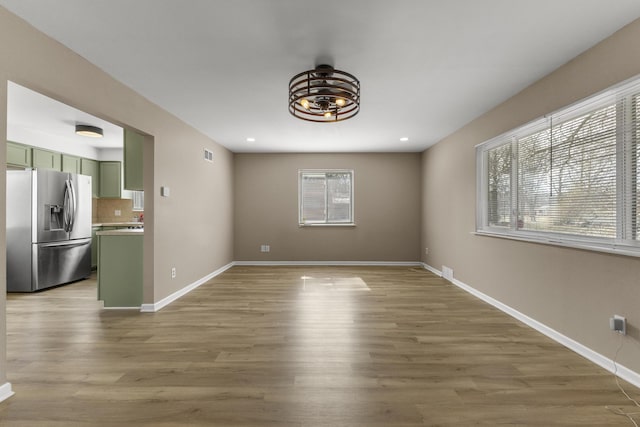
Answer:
7;169;92;292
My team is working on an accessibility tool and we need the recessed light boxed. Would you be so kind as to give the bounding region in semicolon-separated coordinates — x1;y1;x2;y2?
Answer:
246;137;256;142
400;137;409;142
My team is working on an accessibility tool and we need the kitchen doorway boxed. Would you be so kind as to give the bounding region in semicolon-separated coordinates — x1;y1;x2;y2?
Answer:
5;81;152;304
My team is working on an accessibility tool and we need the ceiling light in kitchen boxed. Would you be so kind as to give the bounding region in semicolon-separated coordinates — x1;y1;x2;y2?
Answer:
75;124;103;138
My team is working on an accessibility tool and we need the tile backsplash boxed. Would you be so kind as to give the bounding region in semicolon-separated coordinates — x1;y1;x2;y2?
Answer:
94;198;142;223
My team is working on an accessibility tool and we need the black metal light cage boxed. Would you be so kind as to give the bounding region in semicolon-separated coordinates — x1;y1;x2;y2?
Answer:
288;65;360;123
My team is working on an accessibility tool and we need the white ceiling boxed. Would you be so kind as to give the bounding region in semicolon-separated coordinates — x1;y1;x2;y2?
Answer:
7;82;124;152
2;0;640;153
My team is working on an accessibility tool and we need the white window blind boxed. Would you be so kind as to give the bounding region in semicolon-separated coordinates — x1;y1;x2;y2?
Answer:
299;170;353;225
301;173;327;223
477;74;640;256
487;143;511;228
630;94;640;241
132;190;144;211
518;104;618;237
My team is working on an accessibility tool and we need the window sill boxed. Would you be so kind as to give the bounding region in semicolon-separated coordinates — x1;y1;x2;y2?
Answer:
299;223;356;228
473;230;640;258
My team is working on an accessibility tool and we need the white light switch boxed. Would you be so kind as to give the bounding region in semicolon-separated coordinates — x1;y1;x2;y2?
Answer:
161;186;170;197
115;210;121;216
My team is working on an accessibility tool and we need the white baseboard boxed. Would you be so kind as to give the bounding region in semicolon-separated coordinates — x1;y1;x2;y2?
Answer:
422;263;640;389
233;261;423;267
140;262;234;312
0;382;14;403
421;262;442;276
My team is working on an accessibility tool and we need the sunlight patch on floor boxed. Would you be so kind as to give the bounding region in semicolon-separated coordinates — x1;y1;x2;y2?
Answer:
299;275;370;292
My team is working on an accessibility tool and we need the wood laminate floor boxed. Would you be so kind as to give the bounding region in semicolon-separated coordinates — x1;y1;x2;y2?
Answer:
0;266;638;426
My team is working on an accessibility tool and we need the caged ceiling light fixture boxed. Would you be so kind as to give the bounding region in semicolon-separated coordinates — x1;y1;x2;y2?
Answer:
288;64;360;123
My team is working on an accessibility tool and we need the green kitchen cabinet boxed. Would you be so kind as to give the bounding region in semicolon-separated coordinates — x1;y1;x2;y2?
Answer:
92;226;135;270
81;158;100;197
99;161;121;198
32;148;61;171
6;141;32;168
97;232;143;307
62;154;81;173
124;129;144;191
91;226;100;269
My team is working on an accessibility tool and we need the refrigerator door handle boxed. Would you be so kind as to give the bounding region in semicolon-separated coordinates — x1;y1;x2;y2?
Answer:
63;180;71;232
69;178;77;232
63;179;76;232
38;238;91;248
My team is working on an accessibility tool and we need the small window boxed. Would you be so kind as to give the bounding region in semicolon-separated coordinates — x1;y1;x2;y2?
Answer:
299;170;354;225
132;190;144;211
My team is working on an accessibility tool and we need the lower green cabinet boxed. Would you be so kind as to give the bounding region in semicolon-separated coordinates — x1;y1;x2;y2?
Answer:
91;227;100;269
97;231;143;307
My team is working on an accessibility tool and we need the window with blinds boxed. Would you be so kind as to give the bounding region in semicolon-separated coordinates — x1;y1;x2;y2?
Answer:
476;75;640;256
132;190;144;211
626;95;640;241
299;170;353;225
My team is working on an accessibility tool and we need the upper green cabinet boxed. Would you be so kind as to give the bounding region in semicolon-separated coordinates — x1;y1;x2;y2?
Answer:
32;148;61;171
124;129;144;191
6;142;126;200
81;158;100;197
62;154;81;173
99;161;121;198
6;141;32;168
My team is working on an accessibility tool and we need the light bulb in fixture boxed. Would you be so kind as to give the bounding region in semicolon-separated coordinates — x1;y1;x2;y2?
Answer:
246;137;256;142
324;111;332;118
300;98;310;109
400;137;409;142
335;98;346;107
75;124;103;138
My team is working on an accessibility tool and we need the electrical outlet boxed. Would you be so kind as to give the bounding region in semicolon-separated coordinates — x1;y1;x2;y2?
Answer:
260;244;270;253
610;315;626;335
425;248;429;255
171;267;176;279
115;209;121;217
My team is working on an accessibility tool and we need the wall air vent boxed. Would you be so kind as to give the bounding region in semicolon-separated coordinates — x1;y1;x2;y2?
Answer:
204;149;213;162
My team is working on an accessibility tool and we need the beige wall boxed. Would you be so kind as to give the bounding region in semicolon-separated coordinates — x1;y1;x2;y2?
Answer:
234;153;421;262
0;6;234;387
422;19;640;373
0;47;7;390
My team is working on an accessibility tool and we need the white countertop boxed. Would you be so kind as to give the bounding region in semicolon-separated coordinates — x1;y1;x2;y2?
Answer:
96;228;144;236
93;222;143;227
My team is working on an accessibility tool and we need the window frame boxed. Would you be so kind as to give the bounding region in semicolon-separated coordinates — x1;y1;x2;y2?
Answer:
476;75;640;257
298;169;355;227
